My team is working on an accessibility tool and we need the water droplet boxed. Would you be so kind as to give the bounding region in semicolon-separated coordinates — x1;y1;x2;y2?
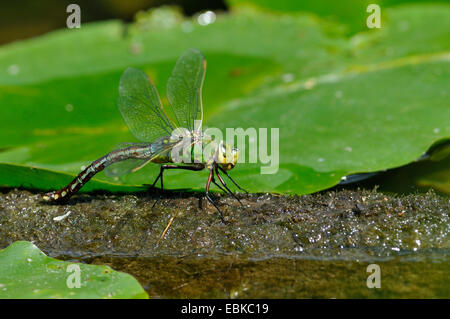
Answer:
198;11;216;26
282;73;294;83
304;78;316;90
8;64;20;76
65;104;74;112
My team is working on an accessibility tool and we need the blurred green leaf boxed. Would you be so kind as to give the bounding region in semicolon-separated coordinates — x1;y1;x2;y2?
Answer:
227;0;450;34
228;0;374;34
0;163;145;193
0;241;148;298
0;4;448;195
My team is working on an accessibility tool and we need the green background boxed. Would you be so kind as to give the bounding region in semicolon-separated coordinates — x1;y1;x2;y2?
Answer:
0;0;448;195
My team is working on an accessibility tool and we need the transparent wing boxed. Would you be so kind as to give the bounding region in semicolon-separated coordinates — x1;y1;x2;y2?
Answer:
118;67;175;142
105;158;149;177
166;48;206;134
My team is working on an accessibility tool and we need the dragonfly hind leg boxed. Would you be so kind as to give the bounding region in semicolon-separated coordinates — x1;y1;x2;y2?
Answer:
150;164;204;207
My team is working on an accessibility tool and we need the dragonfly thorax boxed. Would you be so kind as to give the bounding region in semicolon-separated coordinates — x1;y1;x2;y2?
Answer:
168;133;238;171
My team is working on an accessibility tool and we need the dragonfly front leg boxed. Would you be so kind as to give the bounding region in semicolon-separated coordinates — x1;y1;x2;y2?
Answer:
218;166;249;194
211;176;227;193
215;167;243;206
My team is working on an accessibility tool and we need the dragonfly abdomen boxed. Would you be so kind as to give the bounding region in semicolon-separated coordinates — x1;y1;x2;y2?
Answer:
43;145;153;201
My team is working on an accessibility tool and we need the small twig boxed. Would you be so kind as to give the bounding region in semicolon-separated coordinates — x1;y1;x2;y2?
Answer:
156;212;177;246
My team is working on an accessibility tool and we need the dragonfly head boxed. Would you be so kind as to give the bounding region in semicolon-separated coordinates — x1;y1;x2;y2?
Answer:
217;141;239;171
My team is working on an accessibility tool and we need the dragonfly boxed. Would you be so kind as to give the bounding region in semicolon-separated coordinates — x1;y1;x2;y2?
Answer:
43;48;246;221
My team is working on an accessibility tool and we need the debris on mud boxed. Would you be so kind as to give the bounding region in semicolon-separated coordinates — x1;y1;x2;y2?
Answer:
0;188;448;298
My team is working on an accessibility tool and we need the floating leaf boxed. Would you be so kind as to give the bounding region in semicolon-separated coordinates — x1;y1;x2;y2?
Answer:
0;5;448;195
0;241;148;298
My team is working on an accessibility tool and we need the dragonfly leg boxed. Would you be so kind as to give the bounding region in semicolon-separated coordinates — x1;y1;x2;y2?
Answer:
151;164;197;191
215;167;243;206
150;166;164;208
211;176;227;193
205;168;226;222
150;166;164;188
151;164;204;207
218;166;249;194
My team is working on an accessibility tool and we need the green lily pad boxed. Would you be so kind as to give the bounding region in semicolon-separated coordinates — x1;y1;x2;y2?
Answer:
0;5;448;195
0;241;148;298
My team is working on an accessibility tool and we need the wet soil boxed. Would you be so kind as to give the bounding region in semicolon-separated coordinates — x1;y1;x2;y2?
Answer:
0;188;448;298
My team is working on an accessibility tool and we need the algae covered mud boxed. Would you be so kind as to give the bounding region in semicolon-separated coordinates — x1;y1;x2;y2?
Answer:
0;188;448;298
